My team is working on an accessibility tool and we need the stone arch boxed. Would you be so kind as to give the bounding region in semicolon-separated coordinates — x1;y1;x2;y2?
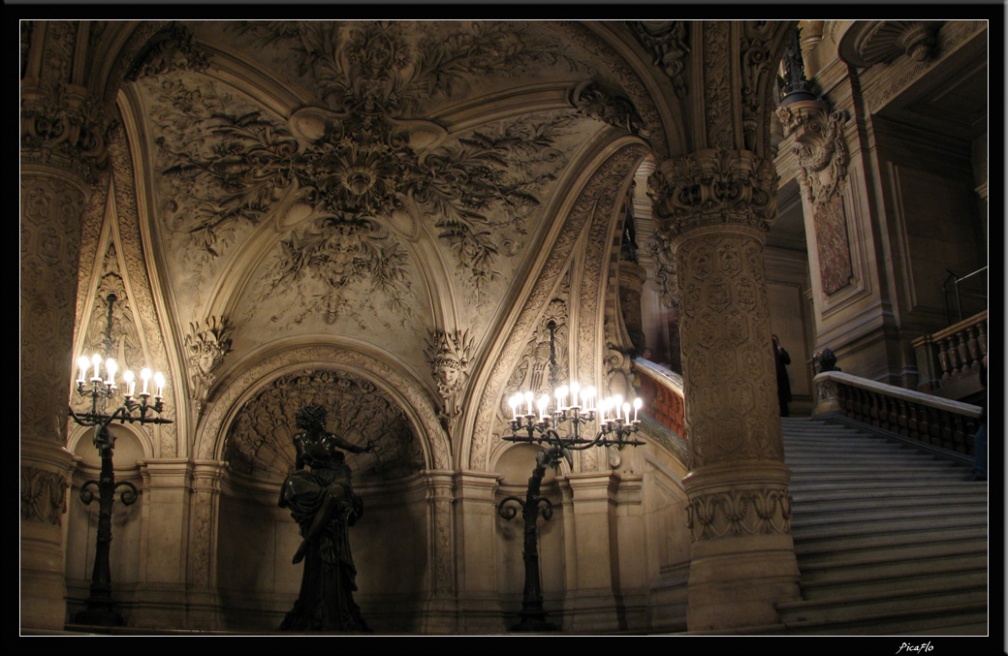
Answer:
467;137;652;472
194;343;450;471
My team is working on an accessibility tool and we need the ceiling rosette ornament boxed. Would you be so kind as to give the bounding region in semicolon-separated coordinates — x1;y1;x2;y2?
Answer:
148;20;584;308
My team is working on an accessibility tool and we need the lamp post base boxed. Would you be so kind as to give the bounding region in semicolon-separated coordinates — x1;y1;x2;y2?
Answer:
510;618;558;632
74;607;125;627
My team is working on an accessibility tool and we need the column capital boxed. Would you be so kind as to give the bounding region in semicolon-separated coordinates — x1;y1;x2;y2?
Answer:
21;81;114;183
648;149;778;243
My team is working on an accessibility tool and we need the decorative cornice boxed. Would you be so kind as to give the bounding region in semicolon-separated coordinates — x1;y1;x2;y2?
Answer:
648;149;779;242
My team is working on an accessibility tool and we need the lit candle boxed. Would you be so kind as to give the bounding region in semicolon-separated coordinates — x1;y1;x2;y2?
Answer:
104;358;118;387
622;402;631;424
154;372;166;398
537;394;549;420
141;368;152;395
583;386;596;412
555;385;567;411
123;370;135;397
509;394;519;421
91;353;102;380
570;381;580;408
599;398;610;423
524;391;534;416
77;356;90;383
633;397;643;422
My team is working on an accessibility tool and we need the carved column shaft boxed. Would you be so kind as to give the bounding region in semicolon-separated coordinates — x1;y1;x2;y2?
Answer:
21;19;114;631
649;149;800;631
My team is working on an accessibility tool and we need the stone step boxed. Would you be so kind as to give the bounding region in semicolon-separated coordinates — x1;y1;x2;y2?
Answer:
799;554;988;596
793;525;988;556
796;536;987;570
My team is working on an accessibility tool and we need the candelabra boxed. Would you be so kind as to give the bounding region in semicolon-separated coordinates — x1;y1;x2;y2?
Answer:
68;352;171;627
497;323;644;632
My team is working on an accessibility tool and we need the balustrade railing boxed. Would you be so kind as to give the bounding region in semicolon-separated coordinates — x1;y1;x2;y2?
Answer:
912;310;987;396
813;370;982;461
635;359;686;441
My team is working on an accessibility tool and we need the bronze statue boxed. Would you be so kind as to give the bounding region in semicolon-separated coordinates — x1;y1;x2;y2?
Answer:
278;403;372;632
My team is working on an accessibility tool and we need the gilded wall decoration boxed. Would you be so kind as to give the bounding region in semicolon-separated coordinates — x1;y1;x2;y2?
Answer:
425;329;476;426
20;466;67;526
185;316;232;409
224;370;423;483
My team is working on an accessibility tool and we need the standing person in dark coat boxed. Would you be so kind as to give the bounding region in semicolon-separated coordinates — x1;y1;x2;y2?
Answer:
773;334;792;417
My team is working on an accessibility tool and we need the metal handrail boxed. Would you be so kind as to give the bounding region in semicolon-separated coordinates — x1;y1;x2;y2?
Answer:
943;266;988;324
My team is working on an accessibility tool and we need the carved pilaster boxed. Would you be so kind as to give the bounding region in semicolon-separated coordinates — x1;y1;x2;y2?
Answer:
426;472;456;597
187;461;225;590
776;100;854;296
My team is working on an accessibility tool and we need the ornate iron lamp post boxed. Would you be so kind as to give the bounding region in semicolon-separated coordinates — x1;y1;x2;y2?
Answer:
68;296;171;626
497;321;644;632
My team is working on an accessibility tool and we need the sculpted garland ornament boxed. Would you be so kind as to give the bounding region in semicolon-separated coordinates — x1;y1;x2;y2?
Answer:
152;21;578;303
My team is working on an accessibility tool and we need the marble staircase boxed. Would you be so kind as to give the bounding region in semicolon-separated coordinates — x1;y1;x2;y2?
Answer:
777;416;989;635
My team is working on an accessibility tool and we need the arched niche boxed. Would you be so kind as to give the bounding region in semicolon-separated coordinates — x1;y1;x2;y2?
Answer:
201;345;449;632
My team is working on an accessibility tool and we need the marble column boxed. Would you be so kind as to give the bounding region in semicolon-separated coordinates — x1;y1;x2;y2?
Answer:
649;149;801;631
21;20;112;630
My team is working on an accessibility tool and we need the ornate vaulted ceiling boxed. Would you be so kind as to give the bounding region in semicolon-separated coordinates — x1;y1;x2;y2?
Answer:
100;20;657;473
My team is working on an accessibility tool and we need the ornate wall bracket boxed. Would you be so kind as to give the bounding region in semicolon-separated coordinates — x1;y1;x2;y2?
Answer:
425;329;476;427
185;316;233;410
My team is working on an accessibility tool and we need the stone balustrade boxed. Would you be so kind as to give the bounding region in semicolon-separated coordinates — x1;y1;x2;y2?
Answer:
912;310;987;396
813;370;982;460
